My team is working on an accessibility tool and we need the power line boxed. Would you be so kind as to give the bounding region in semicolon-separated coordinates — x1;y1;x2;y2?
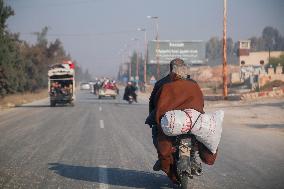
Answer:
8;0;100;9
19;29;138;38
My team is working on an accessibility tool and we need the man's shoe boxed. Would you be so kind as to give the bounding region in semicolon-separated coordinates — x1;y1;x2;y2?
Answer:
153;160;162;171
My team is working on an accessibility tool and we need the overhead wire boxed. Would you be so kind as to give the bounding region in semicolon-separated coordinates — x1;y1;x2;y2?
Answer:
19;29;139;38
8;0;100;9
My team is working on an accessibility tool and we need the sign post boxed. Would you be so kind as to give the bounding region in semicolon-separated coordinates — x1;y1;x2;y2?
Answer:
147;41;205;66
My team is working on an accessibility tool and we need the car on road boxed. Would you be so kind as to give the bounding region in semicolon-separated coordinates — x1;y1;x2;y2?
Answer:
80;83;91;90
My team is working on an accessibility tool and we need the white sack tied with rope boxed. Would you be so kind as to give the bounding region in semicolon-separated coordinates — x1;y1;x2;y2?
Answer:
160;109;224;153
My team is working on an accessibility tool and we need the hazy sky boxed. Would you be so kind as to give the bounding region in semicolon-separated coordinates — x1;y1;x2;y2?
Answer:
6;0;284;77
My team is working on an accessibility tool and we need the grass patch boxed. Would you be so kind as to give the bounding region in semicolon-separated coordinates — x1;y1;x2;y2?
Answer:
0;89;48;109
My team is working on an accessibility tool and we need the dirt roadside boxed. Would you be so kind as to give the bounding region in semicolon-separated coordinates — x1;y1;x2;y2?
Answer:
1;87;283;111
137;88;284;108
0;89;48;110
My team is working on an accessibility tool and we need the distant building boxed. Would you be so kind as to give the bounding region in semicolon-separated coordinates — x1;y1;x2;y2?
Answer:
238;40;284;67
231;40;284;89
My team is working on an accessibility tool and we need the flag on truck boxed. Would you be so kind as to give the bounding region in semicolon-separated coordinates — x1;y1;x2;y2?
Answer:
63;60;75;69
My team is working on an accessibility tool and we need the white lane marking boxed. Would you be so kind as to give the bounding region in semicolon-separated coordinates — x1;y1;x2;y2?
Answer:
99;106;102;111
100;120;104;128
99;165;108;189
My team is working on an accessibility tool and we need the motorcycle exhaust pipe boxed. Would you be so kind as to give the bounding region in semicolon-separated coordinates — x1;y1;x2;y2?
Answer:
191;162;203;176
195;167;203;176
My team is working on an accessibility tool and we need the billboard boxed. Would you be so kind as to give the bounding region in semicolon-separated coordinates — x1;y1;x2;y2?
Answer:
147;40;206;65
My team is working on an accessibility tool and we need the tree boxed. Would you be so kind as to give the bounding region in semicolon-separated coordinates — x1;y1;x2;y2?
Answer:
128;51;145;81
34;26;49;48
83;69;92;82
206;37;237;65
262;26;279;51
206;37;222;60
75;62;83;82
249;26;284;52
0;1;87;96
0;0;16;95
47;39;66;63
0;0;14;33
266;54;284;73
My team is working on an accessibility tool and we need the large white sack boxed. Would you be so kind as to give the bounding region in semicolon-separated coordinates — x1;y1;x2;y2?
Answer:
160;109;224;154
160;109;200;136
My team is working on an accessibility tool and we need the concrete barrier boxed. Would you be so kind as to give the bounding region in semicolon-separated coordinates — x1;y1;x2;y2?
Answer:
241;87;284;100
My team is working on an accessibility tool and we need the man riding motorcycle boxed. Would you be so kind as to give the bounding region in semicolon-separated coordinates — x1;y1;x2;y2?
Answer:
146;58;218;184
123;81;137;103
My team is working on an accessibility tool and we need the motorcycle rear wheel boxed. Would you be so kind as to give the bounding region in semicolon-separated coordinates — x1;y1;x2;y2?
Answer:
180;174;193;189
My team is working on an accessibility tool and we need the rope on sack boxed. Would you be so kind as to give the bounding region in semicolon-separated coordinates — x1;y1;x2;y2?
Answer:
182;110;193;133
183;110;202;132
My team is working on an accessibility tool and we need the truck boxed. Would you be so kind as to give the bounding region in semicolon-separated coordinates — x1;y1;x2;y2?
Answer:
97;80;118;99
48;63;75;107
98;88;118;99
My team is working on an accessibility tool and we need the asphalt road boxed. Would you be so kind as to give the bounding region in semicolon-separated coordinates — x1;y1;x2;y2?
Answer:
0;90;283;189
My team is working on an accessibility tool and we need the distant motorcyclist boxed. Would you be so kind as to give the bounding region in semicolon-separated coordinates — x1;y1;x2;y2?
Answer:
112;80;119;94
123;81;137;102
94;80;103;95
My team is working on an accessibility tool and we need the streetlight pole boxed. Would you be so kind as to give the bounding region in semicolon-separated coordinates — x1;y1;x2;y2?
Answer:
132;38;139;82
136;47;139;82
129;54;132;81
147;16;160;80
137;28;147;84
125;47;132;81
122;45;132;82
118;48;126;82
222;0;228;99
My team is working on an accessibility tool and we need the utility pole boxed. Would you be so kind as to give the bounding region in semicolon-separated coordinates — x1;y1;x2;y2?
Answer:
136;49;139;82
223;0;228;99
129;60;132;81
128;50;132;81
137;28;148;83
147;16;160;80
132;38;139;82
155;19;160;80
144;31;147;84
268;47;271;64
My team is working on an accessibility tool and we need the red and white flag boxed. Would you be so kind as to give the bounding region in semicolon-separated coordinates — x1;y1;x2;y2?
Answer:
63;60;75;69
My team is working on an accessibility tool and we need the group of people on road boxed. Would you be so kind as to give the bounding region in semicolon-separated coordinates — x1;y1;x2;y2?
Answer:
93;79;118;95
50;82;73;96
102;80;118;91
92;78;139;101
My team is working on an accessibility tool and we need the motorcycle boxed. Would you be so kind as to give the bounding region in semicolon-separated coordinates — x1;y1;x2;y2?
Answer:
174;134;202;189
128;95;134;104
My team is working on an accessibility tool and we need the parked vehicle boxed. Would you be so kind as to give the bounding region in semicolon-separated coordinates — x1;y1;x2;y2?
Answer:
48;63;75;107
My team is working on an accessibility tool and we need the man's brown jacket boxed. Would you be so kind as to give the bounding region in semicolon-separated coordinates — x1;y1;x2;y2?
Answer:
155;73;218;181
